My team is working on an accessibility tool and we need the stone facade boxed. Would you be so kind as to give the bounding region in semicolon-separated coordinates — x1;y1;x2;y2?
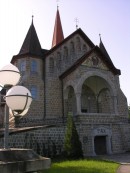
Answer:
0;10;129;157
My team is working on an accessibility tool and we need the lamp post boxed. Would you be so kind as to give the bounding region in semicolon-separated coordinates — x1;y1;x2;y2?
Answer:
0;63;32;149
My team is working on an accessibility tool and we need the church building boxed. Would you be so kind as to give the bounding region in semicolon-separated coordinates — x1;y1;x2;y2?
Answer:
0;7;130;156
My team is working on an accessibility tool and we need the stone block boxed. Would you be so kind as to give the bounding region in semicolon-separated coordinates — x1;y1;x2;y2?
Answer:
0;148;51;173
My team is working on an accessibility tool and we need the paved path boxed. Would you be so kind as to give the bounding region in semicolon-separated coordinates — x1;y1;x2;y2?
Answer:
117;164;130;173
97;153;130;173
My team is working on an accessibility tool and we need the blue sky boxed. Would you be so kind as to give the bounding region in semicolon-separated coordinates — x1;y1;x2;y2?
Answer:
0;0;130;104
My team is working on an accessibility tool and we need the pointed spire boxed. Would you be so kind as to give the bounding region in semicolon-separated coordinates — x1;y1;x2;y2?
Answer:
18;17;42;56
32;15;34;24
99;34;113;64
99;34;109;57
51;7;64;48
99;33;101;43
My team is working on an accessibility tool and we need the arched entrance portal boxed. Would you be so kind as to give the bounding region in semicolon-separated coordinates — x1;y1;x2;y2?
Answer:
92;127;112;156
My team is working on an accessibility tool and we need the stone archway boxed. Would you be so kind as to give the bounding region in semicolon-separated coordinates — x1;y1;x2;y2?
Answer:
92;127;112;156
64;85;77;116
81;76;114;114
63;71;118;116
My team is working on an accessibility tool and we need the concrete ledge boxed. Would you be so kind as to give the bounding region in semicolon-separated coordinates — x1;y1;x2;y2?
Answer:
0;148;51;173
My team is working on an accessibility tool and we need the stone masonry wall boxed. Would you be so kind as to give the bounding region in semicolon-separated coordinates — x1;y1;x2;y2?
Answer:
45;33;93;118
117;88;128;117
0;126;66;157
0;121;130;157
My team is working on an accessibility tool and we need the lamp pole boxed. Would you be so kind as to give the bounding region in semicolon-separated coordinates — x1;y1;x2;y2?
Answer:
4;104;9;149
4;85;12;149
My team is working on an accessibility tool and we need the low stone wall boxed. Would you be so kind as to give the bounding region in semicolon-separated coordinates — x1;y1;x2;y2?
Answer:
0;121;130;157
0;126;66;158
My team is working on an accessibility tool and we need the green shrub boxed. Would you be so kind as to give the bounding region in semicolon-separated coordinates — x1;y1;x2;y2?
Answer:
63;112;83;159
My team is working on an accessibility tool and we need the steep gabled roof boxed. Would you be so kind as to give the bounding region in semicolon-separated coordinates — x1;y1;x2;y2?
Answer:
59;46;120;79
18;19;43;56
11;19;45;63
46;28;95;56
51;8;64;48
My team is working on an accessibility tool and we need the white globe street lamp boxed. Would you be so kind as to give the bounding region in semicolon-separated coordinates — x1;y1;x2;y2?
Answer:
0;64;32;149
0;64;21;87
6;86;32;115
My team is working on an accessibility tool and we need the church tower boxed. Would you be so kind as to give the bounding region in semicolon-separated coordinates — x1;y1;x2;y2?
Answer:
11;18;47;127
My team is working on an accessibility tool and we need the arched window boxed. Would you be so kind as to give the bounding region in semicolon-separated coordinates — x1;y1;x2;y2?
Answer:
49;57;54;73
82;44;87;53
81;85;96;113
31;60;37;73
63;46;68;63
65;86;76;116
76;37;81;51
30;86;37;99
70;42;75;54
56;52;61;70
97;88;112;113
20;60;26;73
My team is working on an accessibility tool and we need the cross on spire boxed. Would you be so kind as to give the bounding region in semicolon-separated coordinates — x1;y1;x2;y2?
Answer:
99;33;102;42
75;18;79;30
57;0;59;9
32;15;34;24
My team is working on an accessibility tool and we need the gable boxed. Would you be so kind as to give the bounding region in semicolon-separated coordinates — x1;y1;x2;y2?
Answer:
46;28;95;56
46;30;95;77
59;46;120;79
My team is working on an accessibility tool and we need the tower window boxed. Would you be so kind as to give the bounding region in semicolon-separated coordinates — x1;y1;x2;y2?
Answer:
30;86;37;99
31;60;37;73
20;60;26;72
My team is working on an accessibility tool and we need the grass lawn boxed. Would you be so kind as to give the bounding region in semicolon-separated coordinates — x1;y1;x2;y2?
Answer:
40;159;119;173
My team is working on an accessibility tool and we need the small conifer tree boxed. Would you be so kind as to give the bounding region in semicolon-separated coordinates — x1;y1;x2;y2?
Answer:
63;112;83;159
